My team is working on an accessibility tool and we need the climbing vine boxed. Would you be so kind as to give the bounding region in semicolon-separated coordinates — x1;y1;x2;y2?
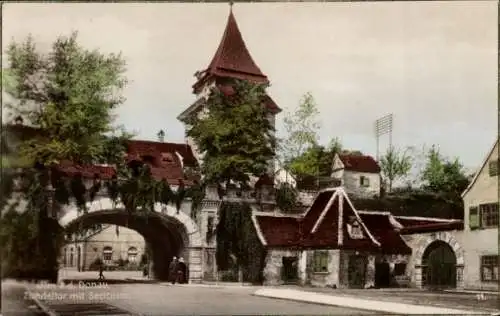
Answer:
216;202;267;284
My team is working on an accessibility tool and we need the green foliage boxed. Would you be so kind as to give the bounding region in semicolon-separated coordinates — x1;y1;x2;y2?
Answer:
1;32;128;282
420;145;470;199
5;32;128;166
288;141;344;189
351;189;463;219
280;92;320;166
186;79;275;186
216;202;267;284
187;180;206;220
275;183;298;212
379;146;413;192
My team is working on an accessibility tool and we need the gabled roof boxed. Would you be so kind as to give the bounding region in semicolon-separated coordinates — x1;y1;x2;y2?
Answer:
193;8;268;93
461;137;498;198
252;187;411;254
337;154;381;173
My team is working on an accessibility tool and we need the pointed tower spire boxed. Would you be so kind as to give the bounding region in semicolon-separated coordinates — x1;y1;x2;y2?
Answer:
192;6;268;93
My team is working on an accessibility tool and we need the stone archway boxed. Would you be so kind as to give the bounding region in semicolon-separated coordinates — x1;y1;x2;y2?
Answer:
413;231;464;289
59;198;203;283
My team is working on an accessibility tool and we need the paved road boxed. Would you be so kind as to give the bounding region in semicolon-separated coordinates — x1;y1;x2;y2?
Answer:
28;283;373;315
2;280;47;316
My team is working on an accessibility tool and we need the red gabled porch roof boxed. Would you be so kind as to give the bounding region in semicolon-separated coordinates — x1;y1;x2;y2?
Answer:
252;187;412;254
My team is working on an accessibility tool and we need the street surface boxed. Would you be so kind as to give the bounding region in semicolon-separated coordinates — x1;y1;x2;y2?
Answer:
26;282;373;315
2;280;47;316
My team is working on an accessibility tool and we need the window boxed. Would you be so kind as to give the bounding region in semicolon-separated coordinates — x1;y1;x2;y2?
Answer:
206;216;215;241
70;248;74;267
161;153;174;163
312;251;329;273
359;176;370;187
480;203;499;228
394;263;406;276
127;247;138;263
489;160;499;177
469;206;479;229
481;255;499;282
102;246;113;263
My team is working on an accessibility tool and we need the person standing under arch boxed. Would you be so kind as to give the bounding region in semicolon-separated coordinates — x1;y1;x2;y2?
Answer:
176;257;187;284
169;257;178;284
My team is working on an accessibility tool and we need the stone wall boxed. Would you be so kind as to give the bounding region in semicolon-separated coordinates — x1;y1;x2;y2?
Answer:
402;230;466;289
297;191;317;207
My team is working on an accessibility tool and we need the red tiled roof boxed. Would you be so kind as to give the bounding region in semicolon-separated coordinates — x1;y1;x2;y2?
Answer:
56;140;198;186
338;154;381;173
253;188;410;254
127;140;197;167
395;216;463;234
358;212;412;255
253;215;300;247
56;163;116;180
193;9;268;94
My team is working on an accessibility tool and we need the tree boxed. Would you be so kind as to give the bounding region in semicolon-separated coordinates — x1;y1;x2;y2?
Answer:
280;92;320;170
186;79;275;187
186;79;275;282
2;32;129;281
379;146;413;192
420;145;470;199
287;139;344;189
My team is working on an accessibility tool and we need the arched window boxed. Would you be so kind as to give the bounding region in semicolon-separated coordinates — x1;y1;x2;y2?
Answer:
127;247;138;263
102;246;113;263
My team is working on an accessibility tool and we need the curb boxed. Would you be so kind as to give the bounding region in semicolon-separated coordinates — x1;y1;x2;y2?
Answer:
253;289;488;315
250;293;394;315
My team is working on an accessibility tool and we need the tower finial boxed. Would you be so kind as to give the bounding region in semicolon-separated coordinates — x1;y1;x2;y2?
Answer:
229;1;233;9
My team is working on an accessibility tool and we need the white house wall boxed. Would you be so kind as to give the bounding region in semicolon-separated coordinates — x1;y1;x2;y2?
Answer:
343;171;380;198
461;140;499;291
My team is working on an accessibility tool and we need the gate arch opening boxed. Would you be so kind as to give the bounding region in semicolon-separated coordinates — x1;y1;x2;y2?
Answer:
60;198;202;282
421;240;457;289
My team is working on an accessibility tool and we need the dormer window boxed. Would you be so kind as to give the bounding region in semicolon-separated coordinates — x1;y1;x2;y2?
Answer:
161;152;175;164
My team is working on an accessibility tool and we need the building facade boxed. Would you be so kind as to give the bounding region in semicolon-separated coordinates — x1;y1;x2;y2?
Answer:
252;187;465;289
460;138;499;291
62;225;146;271
331;153;381;199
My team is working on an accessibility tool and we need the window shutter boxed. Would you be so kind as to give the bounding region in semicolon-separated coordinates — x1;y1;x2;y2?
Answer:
469;206;479;229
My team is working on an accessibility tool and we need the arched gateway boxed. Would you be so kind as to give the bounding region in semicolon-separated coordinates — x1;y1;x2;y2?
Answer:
413;231;464;289
59;198;203;283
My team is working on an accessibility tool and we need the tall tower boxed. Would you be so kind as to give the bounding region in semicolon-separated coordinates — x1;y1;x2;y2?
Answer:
177;5;281;174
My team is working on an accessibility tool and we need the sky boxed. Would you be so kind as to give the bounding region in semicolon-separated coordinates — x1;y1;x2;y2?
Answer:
2;1;497;170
